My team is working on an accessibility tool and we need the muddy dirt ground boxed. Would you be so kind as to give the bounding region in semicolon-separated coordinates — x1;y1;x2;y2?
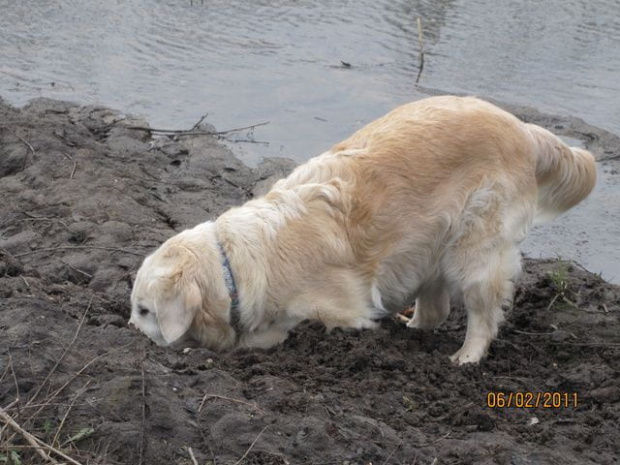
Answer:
1;97;619;465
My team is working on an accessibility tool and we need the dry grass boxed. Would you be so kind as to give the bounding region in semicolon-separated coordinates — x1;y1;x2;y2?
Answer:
1;300;105;465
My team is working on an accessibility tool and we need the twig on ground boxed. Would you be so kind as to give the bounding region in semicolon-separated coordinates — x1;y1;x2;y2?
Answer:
25;342;135;427
15;134;36;156
494;375;531;385
51;380;91;449
551;341;620;347
138;366;147;465
1;400;19;411
21;211;47;219
29;298;92;405
8;350;21;419
381;442;402;465
0;246;16;259
19;275;31;289
0;362;9;386
189;419;218;465
3;341;135;453
415;17;425;84
210;174;243;190
97;117;126;131
0;400;19;440
129;173;178;186
62;152;78;179
191;112;210;131
60;260;93;279
188;447;199;465
547;293;580;312
512;329;555;336
10;401;90;410
14;212;69;228
198;394;264;414
0;405;55;463
14;245;144;258
0;403;86;465
415;431;451;448
546;293;560;311
233;425;269;465
15;133;36;170
126;121;270;137
225;138;270;145
569;260;593;275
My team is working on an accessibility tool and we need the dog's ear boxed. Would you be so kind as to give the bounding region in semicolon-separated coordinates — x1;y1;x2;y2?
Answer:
156;266;203;344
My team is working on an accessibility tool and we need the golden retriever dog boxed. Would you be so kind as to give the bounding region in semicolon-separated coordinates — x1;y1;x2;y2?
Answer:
129;96;596;364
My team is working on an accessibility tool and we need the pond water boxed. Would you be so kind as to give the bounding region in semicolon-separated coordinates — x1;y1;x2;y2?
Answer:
1;0;619;281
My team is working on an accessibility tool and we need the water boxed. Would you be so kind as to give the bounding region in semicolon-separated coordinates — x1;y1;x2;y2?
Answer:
1;0;619;281
524;161;620;283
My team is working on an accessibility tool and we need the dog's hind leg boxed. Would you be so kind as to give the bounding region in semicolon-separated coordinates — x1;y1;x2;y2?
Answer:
447;244;521;365
406;277;451;330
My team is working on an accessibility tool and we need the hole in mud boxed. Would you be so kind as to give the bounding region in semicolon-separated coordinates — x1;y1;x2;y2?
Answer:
68;230;88;244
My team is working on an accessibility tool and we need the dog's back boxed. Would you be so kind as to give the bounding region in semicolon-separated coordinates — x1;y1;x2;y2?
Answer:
325;96;596;363
330;96;595;255
240;95;597;363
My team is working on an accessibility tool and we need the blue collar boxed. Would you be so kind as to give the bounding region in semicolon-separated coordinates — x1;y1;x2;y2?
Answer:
217;243;242;333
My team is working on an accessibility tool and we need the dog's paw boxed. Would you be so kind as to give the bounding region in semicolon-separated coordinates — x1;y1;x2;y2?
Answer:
406;310;444;330
449;346;484;365
355;318;380;330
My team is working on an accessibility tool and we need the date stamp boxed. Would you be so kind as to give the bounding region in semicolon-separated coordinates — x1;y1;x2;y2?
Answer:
487;391;578;408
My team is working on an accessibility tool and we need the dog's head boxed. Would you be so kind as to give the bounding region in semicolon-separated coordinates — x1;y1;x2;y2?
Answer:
129;224;237;350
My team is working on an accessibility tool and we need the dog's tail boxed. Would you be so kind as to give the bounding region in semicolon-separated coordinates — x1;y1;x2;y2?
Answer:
526;124;597;225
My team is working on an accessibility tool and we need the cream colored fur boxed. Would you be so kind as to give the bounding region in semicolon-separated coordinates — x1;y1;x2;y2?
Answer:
129;96;596;364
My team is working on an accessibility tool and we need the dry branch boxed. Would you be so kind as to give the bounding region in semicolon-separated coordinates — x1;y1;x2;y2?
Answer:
14;245;144;258
126;121;270;137
188;446;199;465
0;405;55;463
415;17;425;84
138;366;147;465
198;393;264;414
233;425;269;465
24;343;135;428
8;350;21;418
62;152;78;179
51;381;92;449
1;405;86;465
191;112;210;131
15;133;36;157
381;442;402;465
29;298;92;405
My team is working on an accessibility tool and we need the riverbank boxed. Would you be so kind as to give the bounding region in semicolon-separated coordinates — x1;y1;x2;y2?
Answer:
0;97;619;465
